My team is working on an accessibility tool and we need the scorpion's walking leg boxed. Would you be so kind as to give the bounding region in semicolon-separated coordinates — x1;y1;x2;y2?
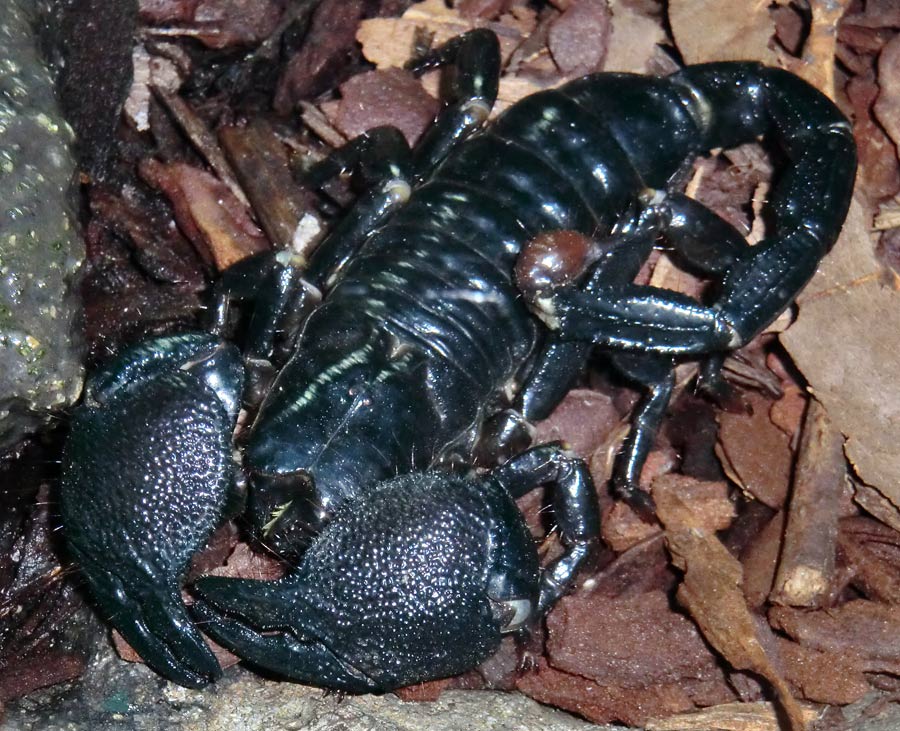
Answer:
490;443;600;614
303;126;414;284
214;127;414;395
606;352;674;515
513;193;756;515
479;206;664;463
406;28;501;177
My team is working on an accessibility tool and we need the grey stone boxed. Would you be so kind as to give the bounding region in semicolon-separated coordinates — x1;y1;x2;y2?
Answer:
0;0;84;452
4;641;621;731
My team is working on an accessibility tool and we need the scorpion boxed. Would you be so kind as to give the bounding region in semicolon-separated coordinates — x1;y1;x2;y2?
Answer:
60;29;856;692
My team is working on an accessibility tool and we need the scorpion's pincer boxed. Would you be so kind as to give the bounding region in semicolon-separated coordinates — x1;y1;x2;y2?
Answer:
60;333;245;687
192;471;538;692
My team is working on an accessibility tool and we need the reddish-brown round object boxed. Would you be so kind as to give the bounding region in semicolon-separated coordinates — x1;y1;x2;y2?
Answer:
514;230;594;301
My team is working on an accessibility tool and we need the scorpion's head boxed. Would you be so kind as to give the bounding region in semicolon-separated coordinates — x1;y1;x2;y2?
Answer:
192;470;540;691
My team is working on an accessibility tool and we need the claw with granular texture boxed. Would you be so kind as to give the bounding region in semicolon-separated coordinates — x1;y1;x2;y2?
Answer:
61;334;244;687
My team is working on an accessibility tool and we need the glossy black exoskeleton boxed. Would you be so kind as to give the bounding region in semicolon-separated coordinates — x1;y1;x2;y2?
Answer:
60;29;856;691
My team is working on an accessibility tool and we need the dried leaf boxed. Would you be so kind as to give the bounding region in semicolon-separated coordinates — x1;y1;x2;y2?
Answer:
657;489;807;731
357;0;545;111
603;0;667;74
334;68;440;146
781;198;900;516
668;0;777;66
547;0;611;75
874;34;900;163
716;391;793;510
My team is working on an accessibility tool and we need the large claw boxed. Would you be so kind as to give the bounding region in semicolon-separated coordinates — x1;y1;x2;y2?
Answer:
73;556;222;687
192;581;378;693
191;472;524;691
61;334;244;687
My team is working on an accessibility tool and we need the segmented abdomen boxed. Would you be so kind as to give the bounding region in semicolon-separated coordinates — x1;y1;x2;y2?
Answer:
327;77;704;422
252;74;709;500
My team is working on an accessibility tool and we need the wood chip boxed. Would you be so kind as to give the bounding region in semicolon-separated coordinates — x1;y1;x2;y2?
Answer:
647;701;821;731
716;391;794;510
657;488;808;731
220;120;314;250
770;400;844;607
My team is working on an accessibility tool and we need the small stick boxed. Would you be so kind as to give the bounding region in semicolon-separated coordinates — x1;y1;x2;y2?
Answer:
153;85;250;208
770;398;845;607
220;120;312;251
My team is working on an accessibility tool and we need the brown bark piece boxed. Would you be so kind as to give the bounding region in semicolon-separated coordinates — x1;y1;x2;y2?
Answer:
139;159;269;270
547;0;611;75
839;516;900;604
768;385;807;440
602;501;662;553
846;76;900;202
220;120;315;251
716;391;793;510
274;0;368;112
776;638;869;705
333;68;440;146
874;34;900;165
532;388;620;461
741;510;785;611
546;590;732;689
517;659;732;727
0;653;85;702
653;475;735;532
458;0;512;20
770;400;844;607
153;86;250;208
583;533;674;599
853;482;900;535
656;489;808;731
142;0;283;48
770;600;900;663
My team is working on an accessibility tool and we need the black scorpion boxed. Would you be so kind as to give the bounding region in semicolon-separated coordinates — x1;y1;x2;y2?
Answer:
60;29;856;692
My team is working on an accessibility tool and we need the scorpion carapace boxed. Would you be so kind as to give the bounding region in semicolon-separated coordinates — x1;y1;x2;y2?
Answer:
60;29;856;691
